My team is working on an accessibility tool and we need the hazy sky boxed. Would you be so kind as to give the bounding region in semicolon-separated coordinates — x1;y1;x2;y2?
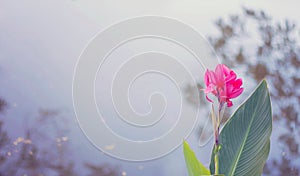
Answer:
1;0;300;110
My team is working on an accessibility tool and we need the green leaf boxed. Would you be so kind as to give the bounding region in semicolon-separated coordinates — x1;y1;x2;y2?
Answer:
210;80;272;176
183;141;211;176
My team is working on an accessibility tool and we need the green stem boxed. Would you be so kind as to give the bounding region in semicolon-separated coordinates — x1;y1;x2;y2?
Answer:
214;148;219;175
214;102;223;175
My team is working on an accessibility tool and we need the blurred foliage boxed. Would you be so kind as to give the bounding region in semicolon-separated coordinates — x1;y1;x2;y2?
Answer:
85;163;119;176
0;99;118;176
208;7;300;176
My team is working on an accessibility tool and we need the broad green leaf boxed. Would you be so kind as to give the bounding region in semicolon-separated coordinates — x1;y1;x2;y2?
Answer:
210;80;272;176
183;141;211;176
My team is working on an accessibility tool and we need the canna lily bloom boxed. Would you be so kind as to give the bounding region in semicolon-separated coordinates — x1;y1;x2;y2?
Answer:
204;64;243;107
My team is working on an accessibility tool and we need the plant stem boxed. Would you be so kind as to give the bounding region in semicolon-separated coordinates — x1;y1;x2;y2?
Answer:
214;102;223;175
214;148;219;174
214;129;220;175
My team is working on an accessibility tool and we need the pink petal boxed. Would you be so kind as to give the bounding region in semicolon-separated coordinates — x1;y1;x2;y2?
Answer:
208;70;217;85
206;95;213;102
226;99;233;107
226;71;237;83
219;89;227;98
204;69;210;86
225;83;234;93
228;88;244;98
222;64;231;75
204;85;214;94
233;78;243;87
215;64;225;83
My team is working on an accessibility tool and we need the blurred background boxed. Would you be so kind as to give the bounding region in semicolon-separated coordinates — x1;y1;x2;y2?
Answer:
0;0;299;175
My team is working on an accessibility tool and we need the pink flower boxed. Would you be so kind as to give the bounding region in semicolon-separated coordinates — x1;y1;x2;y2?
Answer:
204;64;243;107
